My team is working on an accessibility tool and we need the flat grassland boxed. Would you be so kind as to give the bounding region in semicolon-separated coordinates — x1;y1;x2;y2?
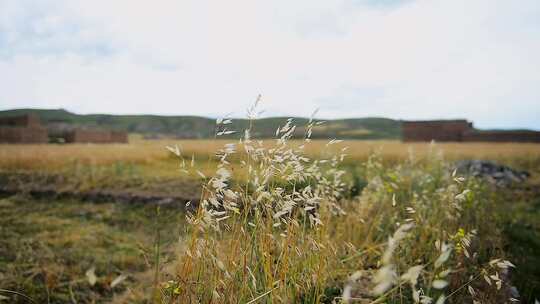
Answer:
1;140;539;303
2;139;539;173
1;139;539;196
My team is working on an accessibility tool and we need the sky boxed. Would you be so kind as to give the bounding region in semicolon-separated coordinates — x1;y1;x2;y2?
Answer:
0;0;539;129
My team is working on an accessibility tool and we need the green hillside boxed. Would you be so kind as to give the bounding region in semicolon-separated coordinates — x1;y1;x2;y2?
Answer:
0;108;401;140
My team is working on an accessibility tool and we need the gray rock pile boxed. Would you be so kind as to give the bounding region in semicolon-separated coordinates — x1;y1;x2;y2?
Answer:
455;160;530;187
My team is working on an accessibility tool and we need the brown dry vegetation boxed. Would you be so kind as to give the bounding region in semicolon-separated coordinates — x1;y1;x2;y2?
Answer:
1;138;540;303
1;139;539;173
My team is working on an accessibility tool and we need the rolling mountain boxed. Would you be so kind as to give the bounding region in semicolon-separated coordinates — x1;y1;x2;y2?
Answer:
0;108;401;140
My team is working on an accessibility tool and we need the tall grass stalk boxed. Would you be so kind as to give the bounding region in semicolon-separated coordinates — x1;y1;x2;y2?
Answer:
153;206;162;302
161;102;516;303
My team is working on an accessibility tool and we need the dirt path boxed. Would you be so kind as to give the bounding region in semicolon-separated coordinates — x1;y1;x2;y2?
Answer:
0;185;198;206
0;171;200;207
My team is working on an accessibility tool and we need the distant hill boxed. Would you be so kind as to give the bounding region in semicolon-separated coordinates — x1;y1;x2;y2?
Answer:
0;108;401;140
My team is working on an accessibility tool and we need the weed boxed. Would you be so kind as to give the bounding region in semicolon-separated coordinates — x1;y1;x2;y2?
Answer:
162;101;517;303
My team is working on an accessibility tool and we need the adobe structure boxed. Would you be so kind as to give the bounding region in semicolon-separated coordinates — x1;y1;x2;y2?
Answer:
62;129;128;143
0;114;128;144
0;114;48;143
402;120;540;143
462;130;540;143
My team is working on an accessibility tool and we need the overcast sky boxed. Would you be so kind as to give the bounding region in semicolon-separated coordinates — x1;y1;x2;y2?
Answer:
0;0;539;129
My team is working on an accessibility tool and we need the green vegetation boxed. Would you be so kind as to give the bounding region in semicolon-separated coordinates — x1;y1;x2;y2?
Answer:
162;115;520;303
0;196;185;303
1;149;539;303
0;108;401;139
1;112;539;302
501;186;540;302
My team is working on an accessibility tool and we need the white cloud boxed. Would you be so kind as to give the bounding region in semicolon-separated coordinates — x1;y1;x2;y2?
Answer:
0;0;539;129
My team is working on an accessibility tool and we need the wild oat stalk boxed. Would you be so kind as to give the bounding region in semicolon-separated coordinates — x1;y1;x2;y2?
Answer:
162;99;347;303
162;99;515;304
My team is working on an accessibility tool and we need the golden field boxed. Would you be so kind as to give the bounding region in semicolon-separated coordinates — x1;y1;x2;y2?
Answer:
1;138;540;303
1;139;539;174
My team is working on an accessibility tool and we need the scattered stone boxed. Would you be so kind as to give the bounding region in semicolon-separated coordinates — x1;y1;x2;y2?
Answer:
455;160;530;187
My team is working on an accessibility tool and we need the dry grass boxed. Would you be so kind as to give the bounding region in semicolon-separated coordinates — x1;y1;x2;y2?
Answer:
156;111;522;303
1;122;539;303
0;196;186;303
1;139;539;174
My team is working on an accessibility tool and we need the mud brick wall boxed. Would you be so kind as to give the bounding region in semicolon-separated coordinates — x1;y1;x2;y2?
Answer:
0;114;41;128
63;129;128;143
0;126;48;143
110;131;128;143
402;120;472;142
463;131;540;143
21;127;48;143
0;114;48;143
64;129;111;143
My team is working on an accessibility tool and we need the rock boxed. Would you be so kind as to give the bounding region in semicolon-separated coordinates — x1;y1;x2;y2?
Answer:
510;286;520;299
340;270;374;303
455;160;530;187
